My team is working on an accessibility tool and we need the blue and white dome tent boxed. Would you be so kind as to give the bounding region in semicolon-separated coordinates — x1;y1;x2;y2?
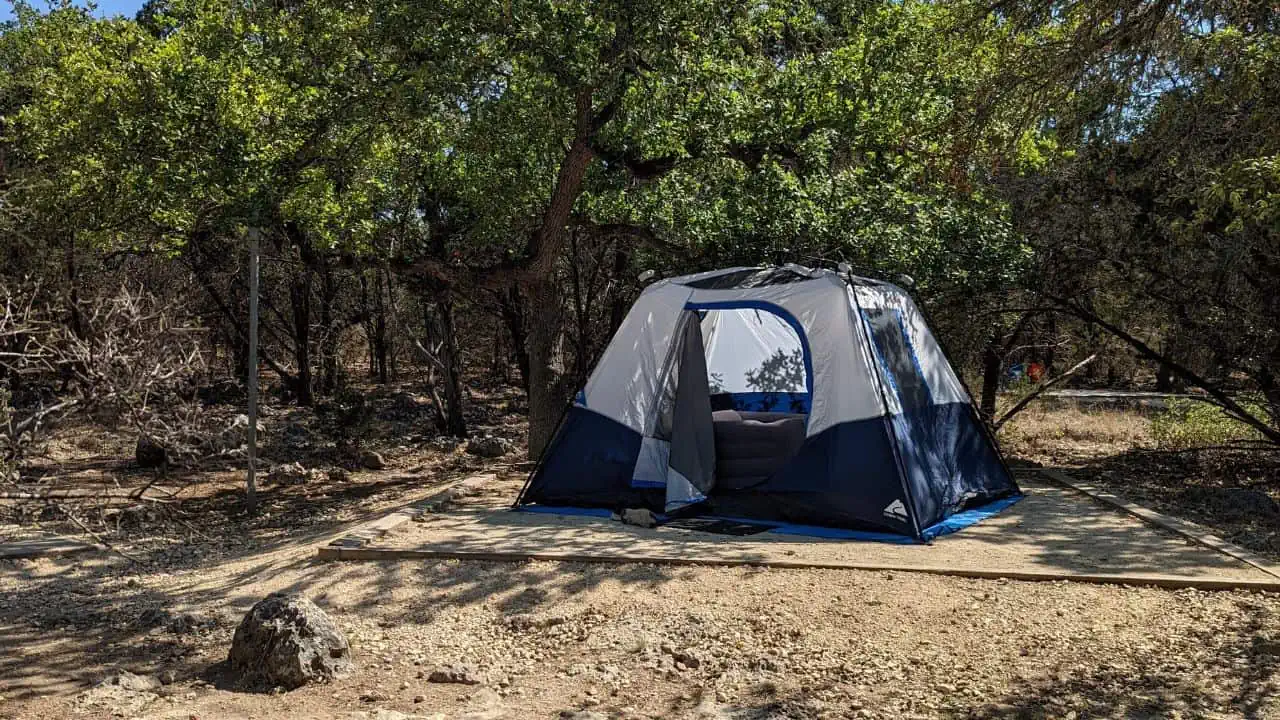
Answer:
516;264;1021;541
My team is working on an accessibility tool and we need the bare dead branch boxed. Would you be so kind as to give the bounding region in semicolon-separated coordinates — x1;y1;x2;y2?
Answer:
994;354;1098;431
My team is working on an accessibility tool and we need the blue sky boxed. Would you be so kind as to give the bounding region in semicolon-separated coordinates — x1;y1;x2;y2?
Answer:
2;1;147;22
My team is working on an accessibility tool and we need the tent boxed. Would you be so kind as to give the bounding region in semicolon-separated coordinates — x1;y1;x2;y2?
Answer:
516;265;1020;541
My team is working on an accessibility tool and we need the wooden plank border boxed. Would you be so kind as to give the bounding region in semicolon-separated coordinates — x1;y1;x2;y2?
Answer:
315;544;1280;592
1039;468;1280;581
325;473;495;550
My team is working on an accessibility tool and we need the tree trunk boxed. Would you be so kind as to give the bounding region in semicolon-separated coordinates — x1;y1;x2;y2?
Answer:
374;271;389;383
500;287;531;394
383;271;398;381
1258;351;1280;431
980;332;1002;420
64;238;85;340
424;288;467;437
317;258;340;394
289;263;314;406
1043;315;1058;375
512;85;611;457
608;243;631;335
524;277;567;459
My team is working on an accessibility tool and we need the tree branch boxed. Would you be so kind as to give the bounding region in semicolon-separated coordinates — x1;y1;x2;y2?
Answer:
994;354;1097;431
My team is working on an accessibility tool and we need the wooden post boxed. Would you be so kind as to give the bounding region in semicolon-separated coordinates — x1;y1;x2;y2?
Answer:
246;227;260;513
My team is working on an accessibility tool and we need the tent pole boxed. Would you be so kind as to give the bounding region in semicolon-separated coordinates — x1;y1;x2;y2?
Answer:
846;277;924;540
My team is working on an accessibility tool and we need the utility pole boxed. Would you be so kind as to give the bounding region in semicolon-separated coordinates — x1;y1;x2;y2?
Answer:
245;227;260;513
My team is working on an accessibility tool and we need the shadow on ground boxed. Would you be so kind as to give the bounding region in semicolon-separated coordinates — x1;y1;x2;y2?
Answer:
955;600;1279;720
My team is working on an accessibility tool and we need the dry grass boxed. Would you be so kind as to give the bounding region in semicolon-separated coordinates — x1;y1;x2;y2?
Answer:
1000;402;1280;559
999;405;1152;466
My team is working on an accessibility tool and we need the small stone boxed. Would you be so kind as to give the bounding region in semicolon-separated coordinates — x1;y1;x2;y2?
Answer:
102;671;162;692
360;450;388;470
674;650;701;669
427;664;482;685
135;436;168;468
413;694;426;704
136;608;171;628
620;508;657;528
466;435;513;458
267;462;311;486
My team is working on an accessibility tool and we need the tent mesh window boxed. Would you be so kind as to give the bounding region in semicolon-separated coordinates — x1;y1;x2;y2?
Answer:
863;308;933;410
682;267;811;290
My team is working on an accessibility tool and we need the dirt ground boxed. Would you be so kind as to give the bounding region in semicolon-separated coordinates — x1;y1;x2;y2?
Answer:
4;522;1280;720
3;395;1280;719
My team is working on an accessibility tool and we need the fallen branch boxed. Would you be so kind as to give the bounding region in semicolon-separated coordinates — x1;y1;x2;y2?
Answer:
994;353;1098;431
0;487;177;501
53;501;145;564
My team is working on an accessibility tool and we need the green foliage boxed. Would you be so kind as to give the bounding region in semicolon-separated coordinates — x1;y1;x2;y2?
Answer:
1150;399;1265;451
0;0;1042;280
993;0;1280;441
3;0;1274;442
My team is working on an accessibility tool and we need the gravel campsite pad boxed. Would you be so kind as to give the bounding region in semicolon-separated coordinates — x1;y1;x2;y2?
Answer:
363;473;1279;585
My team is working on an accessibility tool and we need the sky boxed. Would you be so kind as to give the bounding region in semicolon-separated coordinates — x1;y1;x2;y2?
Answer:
2;0;147;22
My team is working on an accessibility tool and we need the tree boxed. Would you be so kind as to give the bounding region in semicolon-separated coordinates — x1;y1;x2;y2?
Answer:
990;0;1280;441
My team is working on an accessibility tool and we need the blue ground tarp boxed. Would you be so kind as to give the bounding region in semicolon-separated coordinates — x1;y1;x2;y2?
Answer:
514;493;1023;544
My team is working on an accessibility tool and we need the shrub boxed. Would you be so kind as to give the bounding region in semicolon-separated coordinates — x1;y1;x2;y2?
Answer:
1150;398;1265;450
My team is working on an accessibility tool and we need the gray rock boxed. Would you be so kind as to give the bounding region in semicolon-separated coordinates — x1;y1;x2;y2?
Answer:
428;664;483;685
207;414;263;454
135;436;167;468
136;607;171;628
620;508;657;529
168;612;215;635
267;462;315;486
466;435;512;458
228;592;354;689
76;672;161;716
329;467;351;482
360;450;388;470
103;670;162;692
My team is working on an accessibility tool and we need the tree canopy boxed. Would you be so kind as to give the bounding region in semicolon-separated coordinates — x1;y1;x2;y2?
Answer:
2;0;1277;445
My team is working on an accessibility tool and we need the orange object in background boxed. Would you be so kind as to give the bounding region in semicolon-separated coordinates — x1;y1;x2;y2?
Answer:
1027;361;1046;383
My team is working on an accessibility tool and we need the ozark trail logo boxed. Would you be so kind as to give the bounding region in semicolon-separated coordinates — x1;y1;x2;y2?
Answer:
882;499;908;522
